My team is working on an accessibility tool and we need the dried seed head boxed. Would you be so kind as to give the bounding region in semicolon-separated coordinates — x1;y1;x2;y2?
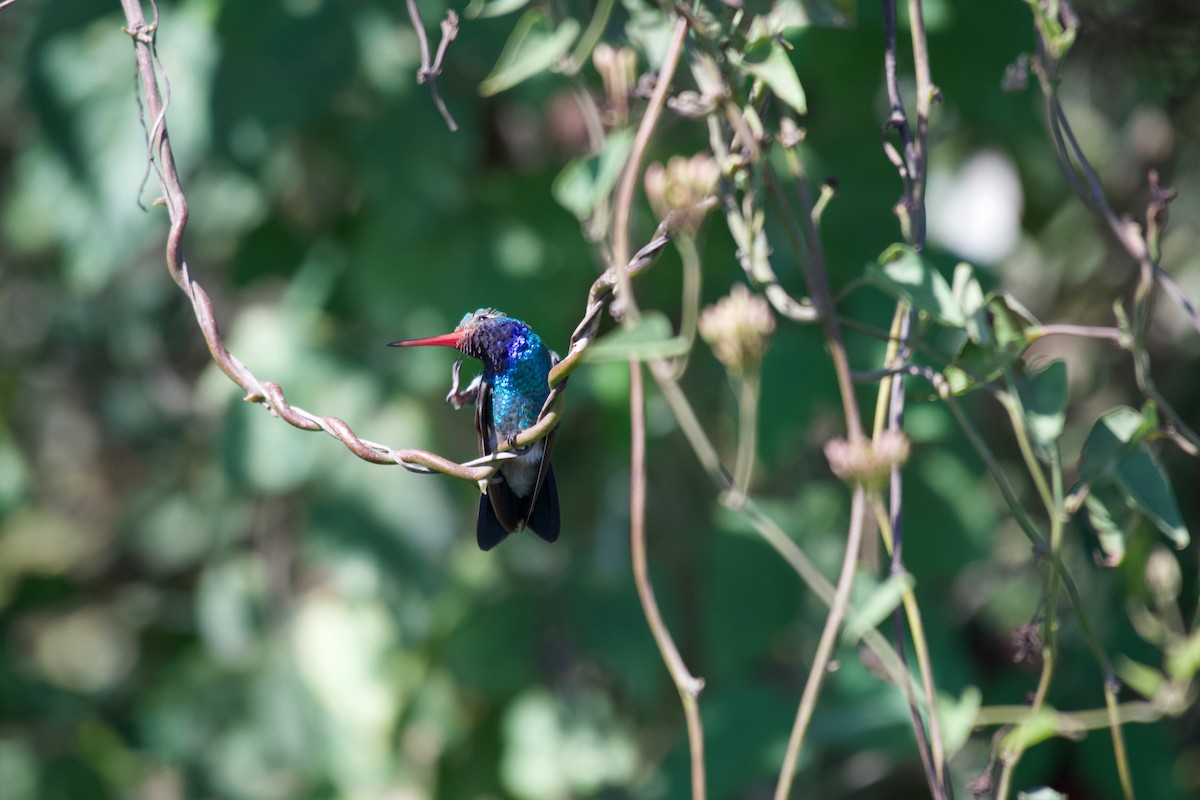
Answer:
698;284;775;377
823;430;911;490
1011;623;1043;666
644;153;719;234
778;116;806;148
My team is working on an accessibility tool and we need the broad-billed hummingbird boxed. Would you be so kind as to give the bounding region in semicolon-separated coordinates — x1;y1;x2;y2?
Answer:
389;309;561;551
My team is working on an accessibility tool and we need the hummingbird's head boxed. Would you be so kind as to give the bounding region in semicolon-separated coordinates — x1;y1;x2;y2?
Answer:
389;308;542;374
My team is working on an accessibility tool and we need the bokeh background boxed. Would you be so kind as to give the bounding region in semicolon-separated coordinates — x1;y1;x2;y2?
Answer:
1;0;1199;798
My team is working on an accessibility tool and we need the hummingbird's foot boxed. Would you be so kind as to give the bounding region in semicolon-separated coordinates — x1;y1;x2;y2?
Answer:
444;360;481;410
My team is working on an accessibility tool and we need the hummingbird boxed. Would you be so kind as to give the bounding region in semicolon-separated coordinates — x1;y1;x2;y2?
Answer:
389;309;561;551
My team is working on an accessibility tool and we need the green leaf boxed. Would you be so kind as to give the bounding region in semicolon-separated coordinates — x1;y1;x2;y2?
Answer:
584;313;690;362
1116;448;1190;548
1167;628;1200;682
1015;360;1067;458
1079;407;1190;550
938;686;982;759
479;10;580;96
1083;417;1136;473
1001;709;1059;752
552;129;634;220
730;38;807;114
987;292;1039;349
1084;482;1129;566
1027;0;1076;60
625;7;677;69
748;0;857;36
952;262;990;345
943;340;1001;395
867;245;965;327
1116;655;1167;700
943;291;1039;395
843;571;914;644
1079;407;1146;480
465;0;531;19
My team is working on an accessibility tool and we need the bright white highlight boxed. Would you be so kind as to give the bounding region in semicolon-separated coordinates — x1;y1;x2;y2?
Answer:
928;151;1024;264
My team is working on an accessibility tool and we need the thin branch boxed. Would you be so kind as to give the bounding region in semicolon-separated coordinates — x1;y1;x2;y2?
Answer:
647;367;918;696
611;16;690;311
880;364;1122;691
1155;270;1200;334
1032;14;1199;343
906;0;933;246
1029;324;1123;343
120;0;493;477
1021;21;1198;791
710;108;817;324
605;16;708;800
777;147;864;441
976;699;1168;731
729;372;760;505
546;225;678;390
639;357;934;714
617;23;877;796
630;363;707;800
774;488;867;800
994;401;1066;797
563;0;616;74
770;83;876;800
679;35;882;800
874;2;949;795
118;0;675;486
881;0;914;217
869;492;941;792
760;121;871;800
404;0;459;132
666;234;704;380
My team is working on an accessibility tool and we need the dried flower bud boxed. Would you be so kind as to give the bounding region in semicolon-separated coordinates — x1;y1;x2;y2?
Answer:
643;153;719;234
667;90;716;118
823;430;911;490
698;284;775;377
967;771;994;799
592;42;615;72
593;44;637;126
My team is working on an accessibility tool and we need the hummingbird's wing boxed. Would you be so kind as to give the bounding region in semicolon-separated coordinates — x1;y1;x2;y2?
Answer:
524;430;559;543
471;373;560;548
476;493;512;551
525;350;561;542
473;377;496;457
472;378;521;548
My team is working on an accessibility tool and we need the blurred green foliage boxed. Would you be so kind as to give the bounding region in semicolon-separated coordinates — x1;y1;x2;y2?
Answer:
1;1;1198;799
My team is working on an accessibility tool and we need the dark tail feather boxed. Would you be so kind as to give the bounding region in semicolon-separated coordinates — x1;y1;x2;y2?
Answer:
527;465;560;543
487;477;525;535
476;467;559;550
476;493;510;551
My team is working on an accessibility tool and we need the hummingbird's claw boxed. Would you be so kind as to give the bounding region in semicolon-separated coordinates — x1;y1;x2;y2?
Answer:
444;360;481;410
505;434;533;455
444;359;464;406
